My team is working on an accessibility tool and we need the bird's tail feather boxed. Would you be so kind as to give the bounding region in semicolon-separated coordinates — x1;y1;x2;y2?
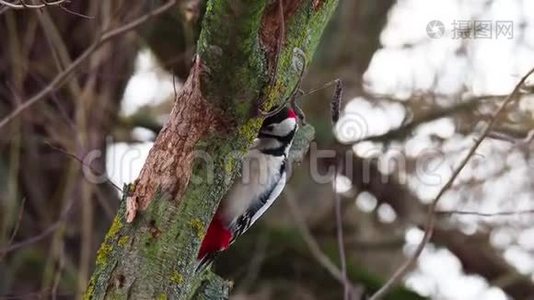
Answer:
195;253;218;274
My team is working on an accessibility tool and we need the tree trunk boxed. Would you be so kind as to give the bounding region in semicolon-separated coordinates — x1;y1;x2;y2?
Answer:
85;0;338;299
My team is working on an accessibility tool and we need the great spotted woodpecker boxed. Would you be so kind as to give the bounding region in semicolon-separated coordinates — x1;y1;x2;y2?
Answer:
197;107;298;270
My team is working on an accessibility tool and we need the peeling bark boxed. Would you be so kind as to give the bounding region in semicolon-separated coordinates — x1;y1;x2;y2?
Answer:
126;59;221;222
260;0;302;63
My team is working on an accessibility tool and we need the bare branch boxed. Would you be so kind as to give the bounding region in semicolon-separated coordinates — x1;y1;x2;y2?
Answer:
285;187;363;298
0;198;26;261
57;4;94;19
436;209;534;217
44;142;123;192
0;0;67;9
334;163;350;300
488;128;534;145
369;66;534;300
0;220;62;255
0;0;178;130
359;94;512;144
0;140;124;256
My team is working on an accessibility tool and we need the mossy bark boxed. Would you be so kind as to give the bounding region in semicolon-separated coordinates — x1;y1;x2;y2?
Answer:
85;0;338;299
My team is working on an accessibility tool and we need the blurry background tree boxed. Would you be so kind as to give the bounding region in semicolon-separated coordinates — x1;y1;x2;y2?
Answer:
1;0;534;299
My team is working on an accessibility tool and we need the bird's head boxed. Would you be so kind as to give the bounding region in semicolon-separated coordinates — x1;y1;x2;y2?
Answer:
255;107;298;156
259;107;298;139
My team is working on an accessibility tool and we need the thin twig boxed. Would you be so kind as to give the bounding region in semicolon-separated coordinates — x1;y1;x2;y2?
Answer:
0;289;73;300
172;72;178;101
0;221;62;255
6;198;25;244
369;66;534;300
260;48;307;117
0;0;178;130
51;236;66;299
58;3;94;19
487;128;534;144
301;79;339;97
285;188;362;298
45;142;123;192
0;198;26;261
240;234;269;292
0;0;67;9
360;94;515;144
334;162;350;300
436;209;534;217
0;172;78;255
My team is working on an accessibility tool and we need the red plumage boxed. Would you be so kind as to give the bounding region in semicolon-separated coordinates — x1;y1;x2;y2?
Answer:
197;213;232;260
287;108;297;119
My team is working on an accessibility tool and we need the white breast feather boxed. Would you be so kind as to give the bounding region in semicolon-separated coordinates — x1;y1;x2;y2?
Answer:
220;149;286;226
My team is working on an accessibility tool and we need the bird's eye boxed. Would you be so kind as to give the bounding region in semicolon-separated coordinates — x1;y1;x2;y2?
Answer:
266;125;275;131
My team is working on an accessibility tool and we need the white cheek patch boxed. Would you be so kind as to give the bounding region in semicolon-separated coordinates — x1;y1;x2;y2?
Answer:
272;118;296;136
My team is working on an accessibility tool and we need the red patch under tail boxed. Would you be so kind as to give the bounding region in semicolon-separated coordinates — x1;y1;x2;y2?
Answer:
197;214;232;260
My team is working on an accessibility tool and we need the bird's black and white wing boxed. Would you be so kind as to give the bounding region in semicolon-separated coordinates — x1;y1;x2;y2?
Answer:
229;160;287;243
